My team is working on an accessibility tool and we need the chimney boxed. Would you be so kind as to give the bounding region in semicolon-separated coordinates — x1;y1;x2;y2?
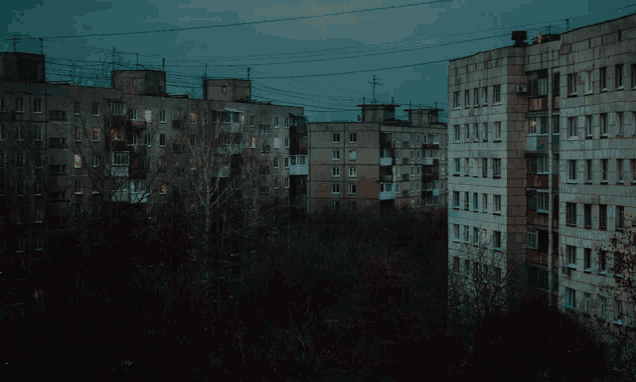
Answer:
511;31;527;47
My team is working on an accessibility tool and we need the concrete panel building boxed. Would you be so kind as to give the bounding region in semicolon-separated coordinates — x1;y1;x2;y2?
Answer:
308;104;447;213
448;13;636;322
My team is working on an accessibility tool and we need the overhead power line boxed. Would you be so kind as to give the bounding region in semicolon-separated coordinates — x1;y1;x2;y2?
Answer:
38;0;452;40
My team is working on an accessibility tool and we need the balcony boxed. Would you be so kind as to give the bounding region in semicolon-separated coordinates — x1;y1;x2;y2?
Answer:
380;157;393;166
131;120;147;130
48;137;67;148
382;175;393;182
289;155;308;175
433;137;438;145
525;135;549;152
379;189;395;200
402;158;410;165
424;158;434;165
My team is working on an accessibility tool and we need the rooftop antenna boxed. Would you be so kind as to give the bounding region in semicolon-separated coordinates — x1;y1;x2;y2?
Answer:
368;75;383;105
204;63;208;80
112;47;115;72
136;53;140;70
566;19;569;31
247;67;250;80
9;35;21;52
548;26;551;34
39;38;43;55
162;57;165;71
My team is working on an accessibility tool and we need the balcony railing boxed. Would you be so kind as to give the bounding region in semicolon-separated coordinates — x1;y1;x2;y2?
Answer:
289;155;308;175
380;157;393;166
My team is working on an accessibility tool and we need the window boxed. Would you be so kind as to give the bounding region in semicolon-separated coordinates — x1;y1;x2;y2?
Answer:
599;296;607;319
454;125;460;141
599;205;607;230
31;98;42;114
348;167;357;177
481;158;488;178
537;155;548;174
91;128;99;142
584;248;592;270
473;88;479;106
600;113;608;136
474;123;480;141
144;134;151;147
159;134;166;147
527;156;537;174
284;137;290;148
332;167;341;177
285;177;290;188
583;115;592;138
566;202;577;226
74;101;81;115
618;159;624;182
600;67;607;90
464;158;469;176
567;73;577;95
566;245;577;265
111;102;124;115
273;157;279;168
493;231;502;249
16;97;24;112
615;300;623;324
473;227;480;245
130;133;139;145
482;87;488;104
332;150;340;160
284;157;289;168
565;288;576;310
633;159;636;182
615;64;624;89
552;72;561;97
493;159;501;178
348;184;357;194
454;158;460;175
453;92;460;108
33;125;43;141
160;110;166;123
618;112;624;136
528;71;548;97
584;71;592;94
453;224;460;240
567;117;576;138
494;122;501;140
599;250;607;272
584;204;592;228
332;133;340;143
527;228;538;249
74;153;82;169
464;192;469;210
632;64;636;88
473;192;479;210
464;226;469;242
49;165;66;175
112;151;129;166
349;133;357;143
453;256;460;272
567;160;577;181
464;125;469;142
482;193;488;212
493;85;501;103
332;184;340;194
91;154;99;168
601;159;608;181
349;150;357;160
0;97;4;112
464;90;469;107
494;195;501;214
537;191;549;212
552;115;560;134
453;191;460;209
616;206;625;231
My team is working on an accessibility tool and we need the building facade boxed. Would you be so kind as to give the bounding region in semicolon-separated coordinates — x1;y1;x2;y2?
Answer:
0;52;305;260
448;14;636;322
308;104;447;214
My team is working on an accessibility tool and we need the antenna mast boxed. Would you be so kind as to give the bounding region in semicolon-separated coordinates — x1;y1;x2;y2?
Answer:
368;75;383;105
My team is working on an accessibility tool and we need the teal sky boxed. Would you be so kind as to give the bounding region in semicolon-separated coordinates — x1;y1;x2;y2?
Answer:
3;0;635;122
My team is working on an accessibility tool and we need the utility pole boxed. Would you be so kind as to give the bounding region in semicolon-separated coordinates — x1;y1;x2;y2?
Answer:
162;57;165;72
247;67;250;80
204;63;208;80
112;47;115;72
368;75;383;105
136;53;139;70
566;19;569;31
39;38;43;55
9;36;21;52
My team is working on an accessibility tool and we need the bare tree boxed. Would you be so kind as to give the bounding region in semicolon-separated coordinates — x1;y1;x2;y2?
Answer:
448;226;528;327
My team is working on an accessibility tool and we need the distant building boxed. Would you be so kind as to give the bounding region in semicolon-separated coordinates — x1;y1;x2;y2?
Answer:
447;13;636;319
308;103;447;213
0;52;304;258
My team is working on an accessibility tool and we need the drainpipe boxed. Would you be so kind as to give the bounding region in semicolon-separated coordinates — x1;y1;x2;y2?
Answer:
547;67;554;307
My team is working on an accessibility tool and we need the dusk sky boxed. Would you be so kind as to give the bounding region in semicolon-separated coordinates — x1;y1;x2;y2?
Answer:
4;0;636;122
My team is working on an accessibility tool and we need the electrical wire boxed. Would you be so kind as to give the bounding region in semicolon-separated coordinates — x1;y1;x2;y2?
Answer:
35;0;452;40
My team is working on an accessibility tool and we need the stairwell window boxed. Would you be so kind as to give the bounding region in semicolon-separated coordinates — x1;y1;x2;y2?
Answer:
494;195;501;214
464;191;469;211
599;205;607;230
494;122;501;140
493;159;501;178
464;90;470;108
453;191;459;209
601;159;608;182
566;202;577;226
600;67;607;91
567;73;577;95
600;113;608;135
618;112;624;136
482;194;488;212
618;159;624;183
616;206;625;232
482;87;488;105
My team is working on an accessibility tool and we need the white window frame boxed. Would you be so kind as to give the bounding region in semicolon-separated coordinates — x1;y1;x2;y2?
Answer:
494;122;501;140
332;150;340;160
493;85;501;103
332;184;340;194
332;167;340;177
332;133;340;143
16;97;24;113
112;151;129;166
526;228;538;249
33;98;42;114
348;167;357;177
348;184;357;194
537;191;549;212
494;195;502;214
349;133;357;143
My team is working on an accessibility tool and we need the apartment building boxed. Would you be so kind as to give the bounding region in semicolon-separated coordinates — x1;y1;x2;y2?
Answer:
0;51;305;259
307;103;447;213
448;14;636;322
